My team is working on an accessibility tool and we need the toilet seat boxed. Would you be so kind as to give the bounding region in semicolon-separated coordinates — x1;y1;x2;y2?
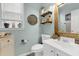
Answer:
32;44;43;52
31;34;50;56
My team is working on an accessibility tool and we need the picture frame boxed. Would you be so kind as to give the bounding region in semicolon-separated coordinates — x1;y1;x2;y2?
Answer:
65;13;71;21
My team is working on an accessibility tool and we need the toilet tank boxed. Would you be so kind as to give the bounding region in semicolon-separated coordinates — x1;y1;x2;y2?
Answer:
41;34;50;41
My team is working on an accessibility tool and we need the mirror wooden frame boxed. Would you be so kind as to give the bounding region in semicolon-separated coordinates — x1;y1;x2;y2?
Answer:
54;3;79;39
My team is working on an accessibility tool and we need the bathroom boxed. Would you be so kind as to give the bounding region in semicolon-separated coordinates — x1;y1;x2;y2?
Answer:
1;2;79;56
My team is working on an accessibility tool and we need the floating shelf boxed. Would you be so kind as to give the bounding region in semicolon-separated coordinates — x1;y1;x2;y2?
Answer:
41;11;52;17
41;21;52;24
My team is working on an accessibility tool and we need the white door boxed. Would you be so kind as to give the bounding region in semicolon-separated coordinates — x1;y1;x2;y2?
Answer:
66;21;71;32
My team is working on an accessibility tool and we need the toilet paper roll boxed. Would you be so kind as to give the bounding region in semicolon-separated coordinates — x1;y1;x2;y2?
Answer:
24;40;28;43
21;39;28;44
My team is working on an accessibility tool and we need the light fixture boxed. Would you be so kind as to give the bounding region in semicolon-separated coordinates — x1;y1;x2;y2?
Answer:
57;3;64;7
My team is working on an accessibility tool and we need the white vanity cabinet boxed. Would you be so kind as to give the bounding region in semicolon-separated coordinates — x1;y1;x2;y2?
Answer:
43;43;70;56
54;48;70;56
43;44;55;56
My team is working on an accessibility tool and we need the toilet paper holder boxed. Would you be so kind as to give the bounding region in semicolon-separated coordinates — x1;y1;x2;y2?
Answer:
21;39;28;44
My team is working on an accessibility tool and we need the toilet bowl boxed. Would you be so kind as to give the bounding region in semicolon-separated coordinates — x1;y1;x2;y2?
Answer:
31;34;50;56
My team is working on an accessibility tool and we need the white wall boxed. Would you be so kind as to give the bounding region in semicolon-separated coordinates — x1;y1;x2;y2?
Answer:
1;3;23;13
71;9;79;33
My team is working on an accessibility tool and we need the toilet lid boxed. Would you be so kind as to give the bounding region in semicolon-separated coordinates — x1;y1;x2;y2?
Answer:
32;44;43;50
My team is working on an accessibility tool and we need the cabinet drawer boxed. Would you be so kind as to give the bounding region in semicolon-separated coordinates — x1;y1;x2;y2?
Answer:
43;44;55;56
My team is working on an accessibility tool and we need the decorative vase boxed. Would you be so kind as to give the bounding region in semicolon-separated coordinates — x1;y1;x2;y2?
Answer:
18;23;22;28
4;23;9;28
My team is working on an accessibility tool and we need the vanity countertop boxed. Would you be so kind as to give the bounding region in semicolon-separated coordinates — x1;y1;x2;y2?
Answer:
43;39;79;56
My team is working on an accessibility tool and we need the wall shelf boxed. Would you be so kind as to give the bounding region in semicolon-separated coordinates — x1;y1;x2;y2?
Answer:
40;7;53;24
41;11;52;17
41;21;52;24
0;20;24;30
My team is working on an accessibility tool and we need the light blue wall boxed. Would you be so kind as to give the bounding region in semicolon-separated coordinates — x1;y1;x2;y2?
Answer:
40;17;54;35
40;4;54;35
15;3;41;55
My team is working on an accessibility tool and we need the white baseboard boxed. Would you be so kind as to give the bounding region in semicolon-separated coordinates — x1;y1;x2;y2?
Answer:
18;51;33;56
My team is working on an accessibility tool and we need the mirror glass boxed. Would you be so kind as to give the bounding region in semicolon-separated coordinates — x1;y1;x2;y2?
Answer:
58;3;79;34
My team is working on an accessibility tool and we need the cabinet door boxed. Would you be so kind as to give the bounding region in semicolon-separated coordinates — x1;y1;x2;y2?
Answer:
55;50;61;56
55;48;70;56
59;51;70;56
0;36;14;56
43;44;55;56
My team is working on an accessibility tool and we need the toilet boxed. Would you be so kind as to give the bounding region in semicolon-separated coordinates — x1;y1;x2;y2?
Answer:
31;34;50;56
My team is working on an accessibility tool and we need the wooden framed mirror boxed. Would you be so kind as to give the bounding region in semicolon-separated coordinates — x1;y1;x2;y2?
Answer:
54;3;79;39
